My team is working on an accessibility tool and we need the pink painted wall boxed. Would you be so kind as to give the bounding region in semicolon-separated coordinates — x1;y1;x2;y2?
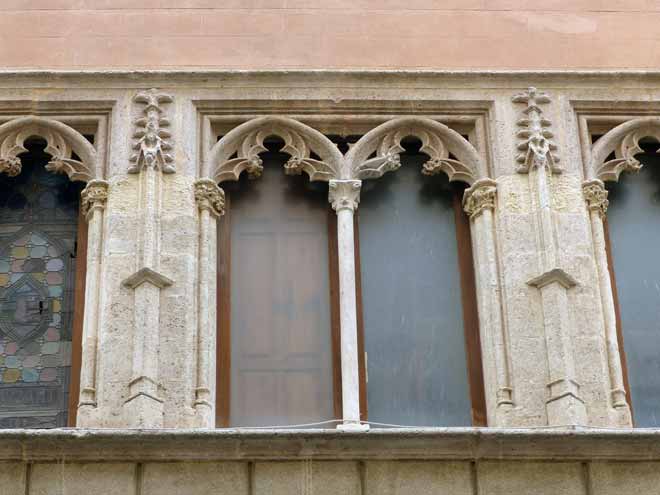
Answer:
0;0;658;70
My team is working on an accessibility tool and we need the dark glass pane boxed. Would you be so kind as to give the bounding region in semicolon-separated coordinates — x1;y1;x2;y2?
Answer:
606;150;660;427
358;151;472;426
0;140;82;428
225;150;334;427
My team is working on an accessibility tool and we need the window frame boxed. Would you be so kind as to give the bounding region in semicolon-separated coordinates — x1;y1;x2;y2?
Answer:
215;180;344;428
352;183;486;427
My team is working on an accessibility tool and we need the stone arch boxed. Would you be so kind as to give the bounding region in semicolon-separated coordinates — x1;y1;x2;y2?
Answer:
0;116;98;183
345;117;483;184
590;117;660;182
207;116;343;183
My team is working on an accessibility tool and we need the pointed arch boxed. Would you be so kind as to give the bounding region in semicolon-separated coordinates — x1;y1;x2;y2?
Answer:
0;116;98;182
206;116;343;183
345;117;483;184
590;117;660;182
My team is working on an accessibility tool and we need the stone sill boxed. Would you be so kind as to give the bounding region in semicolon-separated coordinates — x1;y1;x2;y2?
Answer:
1;427;659;462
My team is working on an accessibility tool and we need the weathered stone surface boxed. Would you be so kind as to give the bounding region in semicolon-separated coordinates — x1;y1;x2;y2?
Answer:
29;463;136;495
0;462;25;494
478;461;584;495
364;461;472;495
0;72;657;459
142;462;248;495
589;462;660;495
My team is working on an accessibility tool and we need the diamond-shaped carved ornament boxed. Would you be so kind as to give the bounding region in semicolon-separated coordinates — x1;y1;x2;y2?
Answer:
0;274;51;344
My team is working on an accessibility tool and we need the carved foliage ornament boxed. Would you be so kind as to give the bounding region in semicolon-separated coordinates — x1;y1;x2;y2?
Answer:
352;127;475;183
513;87;561;174
463;179;497;219
214;124;339;183
596;125;660;182
582;180;609;217
0;125;94;181
194;179;225;217
129;89;175;174
81;180;109;219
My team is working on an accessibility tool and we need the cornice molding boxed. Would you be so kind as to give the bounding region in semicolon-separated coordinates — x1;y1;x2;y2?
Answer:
1;428;660;462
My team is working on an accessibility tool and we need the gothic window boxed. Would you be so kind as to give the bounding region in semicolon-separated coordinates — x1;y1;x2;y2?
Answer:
217;142;339;427
211;118;487;429
605;143;660;427
0;138;86;428
355;141;485;426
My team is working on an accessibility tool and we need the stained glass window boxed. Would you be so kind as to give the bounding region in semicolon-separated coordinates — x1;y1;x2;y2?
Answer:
0;138;83;428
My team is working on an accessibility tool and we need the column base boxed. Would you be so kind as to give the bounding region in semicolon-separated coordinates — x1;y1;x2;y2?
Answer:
337;422;370;432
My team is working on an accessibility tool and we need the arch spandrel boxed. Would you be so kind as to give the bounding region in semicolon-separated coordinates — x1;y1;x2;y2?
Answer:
590;117;660;183
0;116;99;183
345;117;483;185
207;116;343;183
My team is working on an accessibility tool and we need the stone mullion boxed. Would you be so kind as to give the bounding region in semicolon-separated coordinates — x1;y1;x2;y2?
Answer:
77;180;109;424
464;179;514;426
193;178;225;427
582;180;631;424
328;179;368;431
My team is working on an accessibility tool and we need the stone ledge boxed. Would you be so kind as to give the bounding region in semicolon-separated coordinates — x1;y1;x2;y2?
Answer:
0;427;659;462
1;69;660;88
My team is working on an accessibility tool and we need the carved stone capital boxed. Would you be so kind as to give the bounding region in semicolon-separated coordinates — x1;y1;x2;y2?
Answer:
329;179;361;212
582;180;609;217
0;156;21;177
194;178;225;217
81;180;109;219
463;179;497;219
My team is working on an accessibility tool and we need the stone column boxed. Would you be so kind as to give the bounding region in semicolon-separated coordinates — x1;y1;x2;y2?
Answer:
582;179;632;425
121;89;175;428
192;179;225;427
514;87;586;426
463;179;514;426
328;179;368;431
77;180;109;424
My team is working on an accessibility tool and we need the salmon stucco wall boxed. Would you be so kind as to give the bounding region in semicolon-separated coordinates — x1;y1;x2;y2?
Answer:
0;0;659;70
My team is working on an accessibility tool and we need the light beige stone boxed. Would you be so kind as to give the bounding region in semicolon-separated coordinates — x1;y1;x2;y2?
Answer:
478;461;585;495
0;72;658;435
365;461;472;495
29;463;136;495
0;462;25;495
142;462;248;495
589;462;660;494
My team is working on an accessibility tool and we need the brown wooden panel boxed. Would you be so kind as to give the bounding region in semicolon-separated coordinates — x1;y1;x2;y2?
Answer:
327;210;343;420
66;201;88;427
217;156;335;427
452;187;487;427
353;214;368;422
216;194;231;428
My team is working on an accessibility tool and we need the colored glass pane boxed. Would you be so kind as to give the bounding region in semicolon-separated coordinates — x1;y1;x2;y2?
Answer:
0;140;82;428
